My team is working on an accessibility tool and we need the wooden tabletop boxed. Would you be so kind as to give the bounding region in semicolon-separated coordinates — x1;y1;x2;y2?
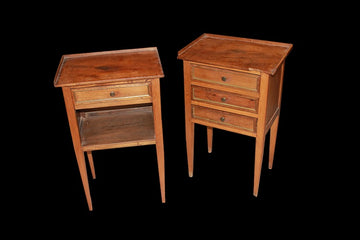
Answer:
54;47;164;87
178;33;292;75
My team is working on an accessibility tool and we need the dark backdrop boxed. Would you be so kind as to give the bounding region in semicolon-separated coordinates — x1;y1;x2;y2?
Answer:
13;2;353;234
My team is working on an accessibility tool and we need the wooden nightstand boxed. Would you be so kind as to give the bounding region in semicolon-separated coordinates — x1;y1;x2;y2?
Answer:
178;34;292;196
54;47;165;210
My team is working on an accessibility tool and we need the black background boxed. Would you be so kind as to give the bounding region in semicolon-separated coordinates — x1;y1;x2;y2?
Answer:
9;1;355;234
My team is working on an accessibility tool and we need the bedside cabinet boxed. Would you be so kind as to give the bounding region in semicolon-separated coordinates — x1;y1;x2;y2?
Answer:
54;47;165;210
178;34;292;196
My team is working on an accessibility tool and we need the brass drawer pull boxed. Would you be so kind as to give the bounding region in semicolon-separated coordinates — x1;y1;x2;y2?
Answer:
110;91;116;97
221;97;227;102
220;116;225;122
221;76;227;82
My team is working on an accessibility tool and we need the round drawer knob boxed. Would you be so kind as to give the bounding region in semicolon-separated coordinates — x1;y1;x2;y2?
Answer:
221;76;227;82
221;97;227;102
110;91;116;97
220;116;225;122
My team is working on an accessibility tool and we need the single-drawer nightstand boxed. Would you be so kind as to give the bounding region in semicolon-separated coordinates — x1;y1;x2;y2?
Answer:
178;34;292;196
54;47;165;210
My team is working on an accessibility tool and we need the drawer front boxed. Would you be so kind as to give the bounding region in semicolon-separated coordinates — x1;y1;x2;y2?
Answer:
192;64;260;92
72;83;151;109
192;105;256;132
192;86;258;113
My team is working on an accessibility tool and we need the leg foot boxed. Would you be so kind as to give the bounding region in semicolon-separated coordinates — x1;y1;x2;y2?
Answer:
75;150;93;210
253;136;265;197
186;122;194;177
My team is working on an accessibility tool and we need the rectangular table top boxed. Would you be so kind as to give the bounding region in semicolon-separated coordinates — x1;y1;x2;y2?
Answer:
178;33;292;75
54;47;164;87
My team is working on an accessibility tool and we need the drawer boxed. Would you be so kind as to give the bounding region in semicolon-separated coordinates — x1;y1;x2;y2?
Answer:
192;64;260;92
72;83;151;109
192;86;258;113
192;105;256;132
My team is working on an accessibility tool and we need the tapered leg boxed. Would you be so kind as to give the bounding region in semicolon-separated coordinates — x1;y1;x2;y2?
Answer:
253;72;270;197
185;121;194;177
154;139;165;203
75;149;93;211
155;143;165;203
269;115;280;170
207;127;213;153
62;87;93;211
183;61;194;177
86;151;96;179
253;136;265;197
152;78;166;203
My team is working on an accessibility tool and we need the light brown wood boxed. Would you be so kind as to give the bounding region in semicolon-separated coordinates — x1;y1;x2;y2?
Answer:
207;127;213;153
192;64;260;92
253;73;270;196
192;78;260;98
86;151;96;179
183;61;194;177
79;106;156;151
178;34;292;197
192;105;257;133
72;82;152;109
55;48;166;210
192;86;258;113
269;115;279;170
151;78;166;203
178;33;292;75
192;117;257;138
191;100;258;118
54;47;164;87
265;64;282;124
269;62;285;169
62;87;93;210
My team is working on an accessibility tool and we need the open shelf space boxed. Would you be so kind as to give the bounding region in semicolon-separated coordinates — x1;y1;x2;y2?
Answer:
79;105;156;151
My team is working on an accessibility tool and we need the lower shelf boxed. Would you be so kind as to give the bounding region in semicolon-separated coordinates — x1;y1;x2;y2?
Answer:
79;105;156;151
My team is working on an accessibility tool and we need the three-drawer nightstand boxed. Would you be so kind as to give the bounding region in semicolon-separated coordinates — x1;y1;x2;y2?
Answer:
178;34;292;196
54;47;165;210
